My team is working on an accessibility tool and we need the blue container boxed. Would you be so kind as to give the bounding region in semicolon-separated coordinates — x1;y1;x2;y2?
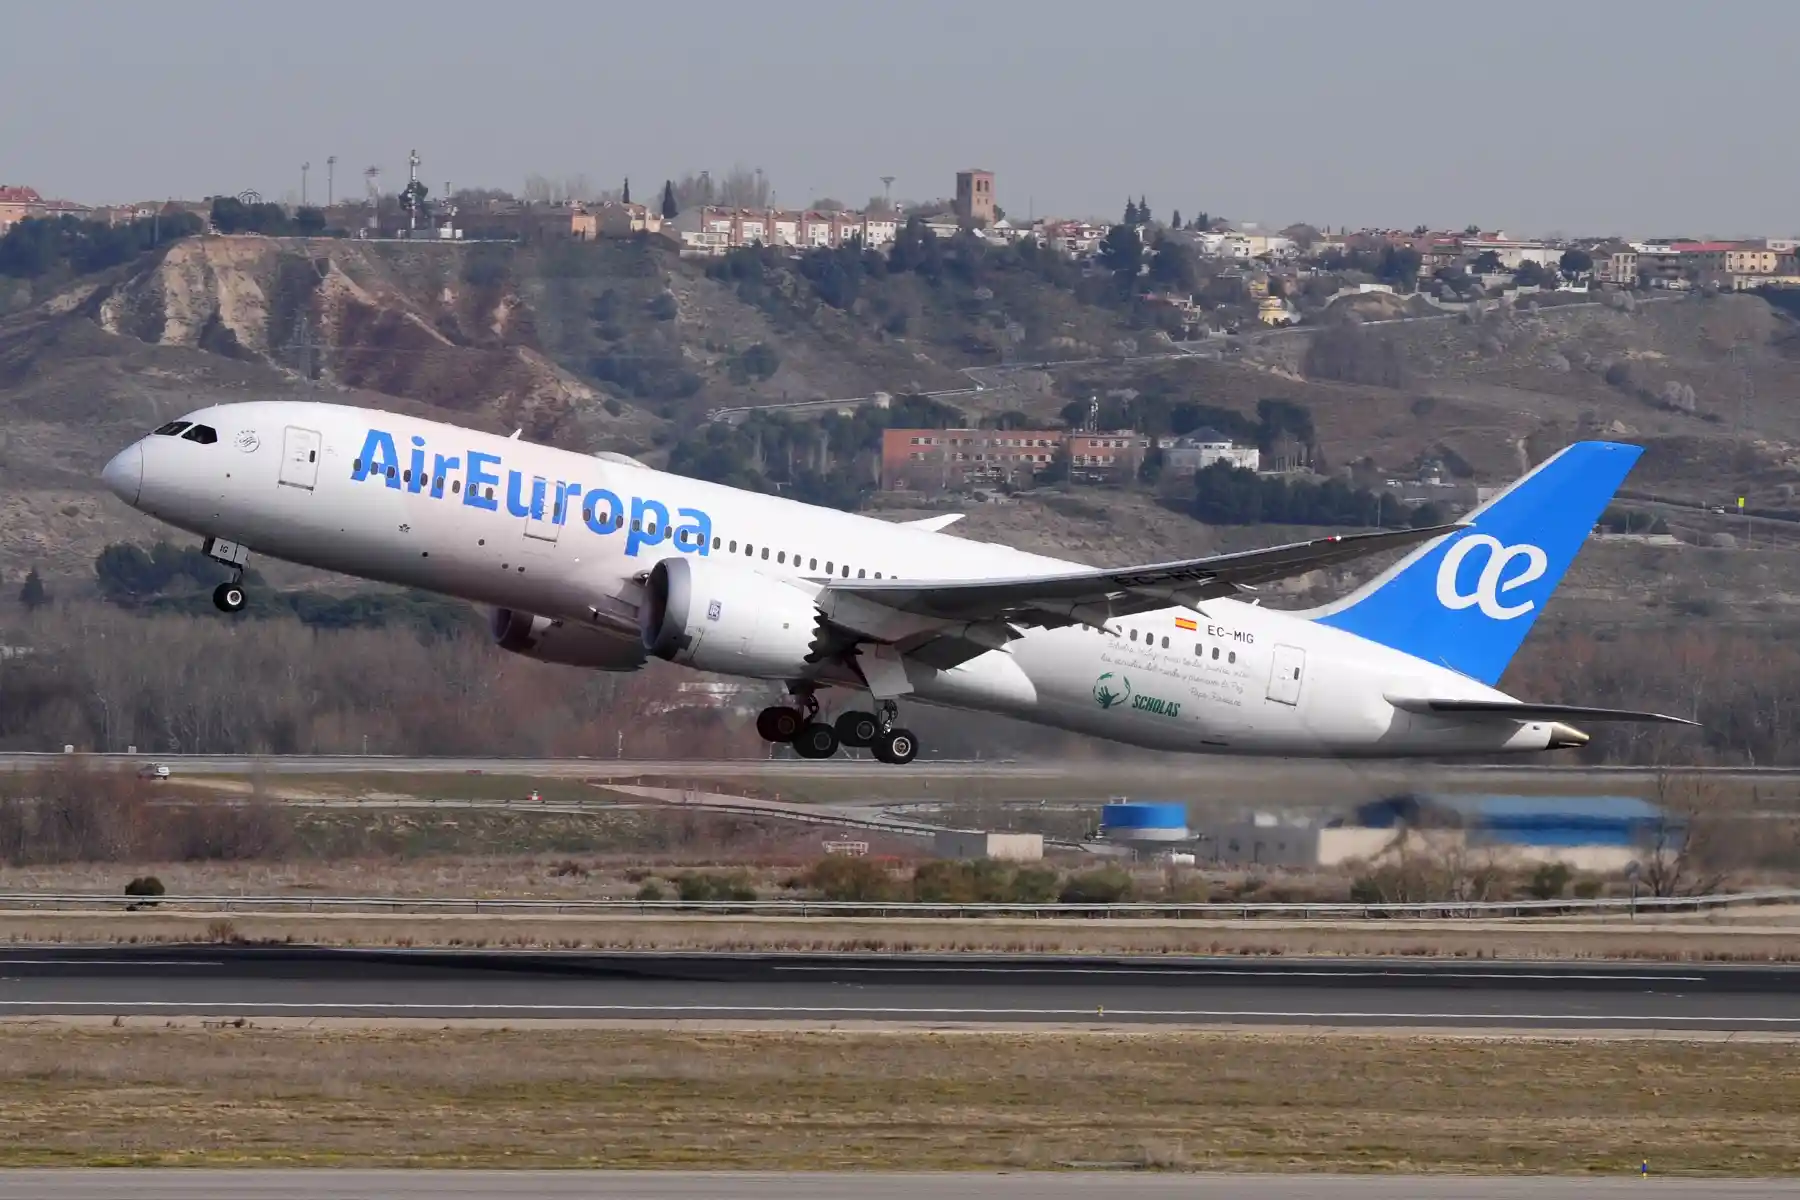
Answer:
1100;802;1189;841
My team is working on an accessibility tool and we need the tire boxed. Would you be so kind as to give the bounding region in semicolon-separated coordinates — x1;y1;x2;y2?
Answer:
212;582;246;613
874;728;918;765
834;710;880;748
792;721;840;760
755;706;802;743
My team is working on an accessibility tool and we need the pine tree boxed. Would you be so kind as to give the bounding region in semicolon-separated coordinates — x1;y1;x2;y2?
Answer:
1138;195;1151;226
661;180;678;220
622;178;631;205
18;567;46;611
1172;209;1182;231
1123;198;1139;226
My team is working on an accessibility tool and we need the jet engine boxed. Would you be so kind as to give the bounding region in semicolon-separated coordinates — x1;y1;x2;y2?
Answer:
490;608;648;672
640;557;823;679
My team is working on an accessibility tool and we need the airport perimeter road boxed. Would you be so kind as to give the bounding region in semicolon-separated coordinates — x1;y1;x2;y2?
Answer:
0;1171;1795;1200
3;947;1799;1030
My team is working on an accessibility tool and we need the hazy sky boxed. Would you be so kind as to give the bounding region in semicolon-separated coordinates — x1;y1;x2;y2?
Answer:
4;0;1794;237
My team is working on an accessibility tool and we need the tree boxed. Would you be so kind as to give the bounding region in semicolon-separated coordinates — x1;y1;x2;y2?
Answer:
1375;245;1422;291
622;178;631;205
1123;198;1140;226
1560;247;1594;279
1147;237;1197;291
1515;260;1554;288
18;568;47;611
293;207;326;236
1171;209;1182;231
660;180;678;220
1137;195;1151;226
1471;249;1504;274
1098;224;1144;284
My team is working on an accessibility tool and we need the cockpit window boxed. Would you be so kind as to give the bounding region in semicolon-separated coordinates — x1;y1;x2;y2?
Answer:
180;424;218;445
153;421;191;436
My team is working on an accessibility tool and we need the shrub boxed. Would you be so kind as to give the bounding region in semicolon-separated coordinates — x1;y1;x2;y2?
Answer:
801;856;901;902
1525;861;1573;901
1057;868;1134;904
634;880;665;902
674;871;757;903
123;875;164;897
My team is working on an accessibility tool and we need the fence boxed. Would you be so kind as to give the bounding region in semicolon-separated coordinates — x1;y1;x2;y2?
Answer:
1;890;1794;920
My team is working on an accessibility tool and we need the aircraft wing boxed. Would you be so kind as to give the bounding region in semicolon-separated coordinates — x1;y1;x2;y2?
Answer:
825;523;1466;629
1384;697;1698;725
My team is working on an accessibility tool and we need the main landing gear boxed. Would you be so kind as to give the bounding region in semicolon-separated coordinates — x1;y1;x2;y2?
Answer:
203;537;253;614
754;693;918;765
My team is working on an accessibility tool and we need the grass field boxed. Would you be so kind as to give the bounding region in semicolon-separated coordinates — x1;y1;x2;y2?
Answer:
4;910;1799;961
1;1025;1795;1172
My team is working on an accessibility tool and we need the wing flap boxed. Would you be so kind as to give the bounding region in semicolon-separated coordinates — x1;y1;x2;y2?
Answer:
1385;697;1697;726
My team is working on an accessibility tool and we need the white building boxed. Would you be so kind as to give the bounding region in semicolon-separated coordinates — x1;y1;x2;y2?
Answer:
1160;432;1260;474
932;830;1044;862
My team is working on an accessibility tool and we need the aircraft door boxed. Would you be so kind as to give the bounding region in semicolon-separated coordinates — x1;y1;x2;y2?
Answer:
278;427;322;491
1265;644;1306;706
523;476;561;543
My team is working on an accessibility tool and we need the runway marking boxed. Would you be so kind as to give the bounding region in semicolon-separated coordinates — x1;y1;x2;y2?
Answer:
0;1001;1794;1024
773;966;1711;983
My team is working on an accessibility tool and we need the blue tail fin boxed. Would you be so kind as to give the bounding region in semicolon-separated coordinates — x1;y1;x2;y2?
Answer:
1307;441;1642;685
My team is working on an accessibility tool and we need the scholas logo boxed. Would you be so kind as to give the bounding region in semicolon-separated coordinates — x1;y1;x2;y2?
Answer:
351;428;712;558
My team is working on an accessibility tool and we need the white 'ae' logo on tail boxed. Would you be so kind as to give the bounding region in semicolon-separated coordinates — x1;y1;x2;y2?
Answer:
1434;534;1549;620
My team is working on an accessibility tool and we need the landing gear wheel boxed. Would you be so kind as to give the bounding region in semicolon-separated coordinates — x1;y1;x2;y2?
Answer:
212;581;246;613
792;721;840;760
755;706;802;744
872;728;918;765
834;710;880;748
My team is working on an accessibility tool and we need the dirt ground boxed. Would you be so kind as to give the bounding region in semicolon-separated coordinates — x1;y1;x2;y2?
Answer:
5;909;1799;961
0;1025;1794;1172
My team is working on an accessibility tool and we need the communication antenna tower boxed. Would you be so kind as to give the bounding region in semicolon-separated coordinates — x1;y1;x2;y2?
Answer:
881;175;895;210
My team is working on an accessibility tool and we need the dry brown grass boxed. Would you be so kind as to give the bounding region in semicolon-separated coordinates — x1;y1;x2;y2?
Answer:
5;910;1800;961
0;1026;1796;1171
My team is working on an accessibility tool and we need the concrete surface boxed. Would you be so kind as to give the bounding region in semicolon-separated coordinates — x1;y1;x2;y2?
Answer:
0;1170;1794;1199
3;947;1798;1030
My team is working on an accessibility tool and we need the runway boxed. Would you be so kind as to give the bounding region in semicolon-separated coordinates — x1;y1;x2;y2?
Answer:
0;1171;1793;1199
5;751;1798;786
3;947;1798;1030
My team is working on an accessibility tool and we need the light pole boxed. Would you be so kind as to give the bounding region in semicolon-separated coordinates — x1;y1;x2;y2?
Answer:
326;156;336;208
301;162;310;207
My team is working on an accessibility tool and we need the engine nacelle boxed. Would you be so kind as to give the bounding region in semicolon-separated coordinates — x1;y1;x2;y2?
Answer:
640;557;822;679
490;607;648;672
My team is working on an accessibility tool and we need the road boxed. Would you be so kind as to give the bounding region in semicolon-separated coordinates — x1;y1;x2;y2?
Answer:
5;753;1794;786
0;1171;1791;1199
4;948;1798;1030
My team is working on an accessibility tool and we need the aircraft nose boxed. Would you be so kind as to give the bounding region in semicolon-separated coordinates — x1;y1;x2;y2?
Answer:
102;442;142;506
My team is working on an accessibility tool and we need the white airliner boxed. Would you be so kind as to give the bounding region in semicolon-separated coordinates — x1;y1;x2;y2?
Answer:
100;401;1691;764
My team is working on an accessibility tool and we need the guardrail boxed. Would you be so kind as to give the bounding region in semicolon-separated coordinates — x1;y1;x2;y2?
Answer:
1;890;1795;920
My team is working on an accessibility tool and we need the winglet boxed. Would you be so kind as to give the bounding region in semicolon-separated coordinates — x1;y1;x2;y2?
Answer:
904;514;965;533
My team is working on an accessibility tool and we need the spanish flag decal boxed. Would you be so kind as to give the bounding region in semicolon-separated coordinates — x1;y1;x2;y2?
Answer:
1174;616;1198;631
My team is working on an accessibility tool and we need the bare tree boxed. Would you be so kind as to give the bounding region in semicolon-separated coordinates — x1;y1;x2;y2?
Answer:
1640;771;1728;897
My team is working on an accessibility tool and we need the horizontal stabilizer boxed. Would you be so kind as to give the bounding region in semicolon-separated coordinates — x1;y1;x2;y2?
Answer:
903;513;965;532
1385;696;1697;726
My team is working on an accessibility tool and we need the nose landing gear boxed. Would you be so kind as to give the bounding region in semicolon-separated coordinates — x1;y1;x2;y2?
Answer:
203;537;252;614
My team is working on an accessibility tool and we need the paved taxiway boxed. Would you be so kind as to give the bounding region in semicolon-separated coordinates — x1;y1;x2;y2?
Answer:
0;1171;1795;1199
3;947;1797;1030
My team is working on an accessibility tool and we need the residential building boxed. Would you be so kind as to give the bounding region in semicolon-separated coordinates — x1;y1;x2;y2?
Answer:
584;201;663;239
1460;237;1563;269
0;185;91;232
1067;431;1149;480
664;205;898;256
880;427;1063;491
1591;241;1638;286
954;169;996;226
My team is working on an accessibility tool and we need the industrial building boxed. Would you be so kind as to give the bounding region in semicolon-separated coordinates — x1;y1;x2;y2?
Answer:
932;830;1044;862
1099;802;1190;849
1172;794;1674;872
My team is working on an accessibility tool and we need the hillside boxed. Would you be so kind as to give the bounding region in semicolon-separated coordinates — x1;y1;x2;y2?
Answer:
6;229;1800;611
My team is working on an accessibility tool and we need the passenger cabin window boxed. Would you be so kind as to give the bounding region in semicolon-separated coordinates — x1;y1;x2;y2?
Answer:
180;424;218;444
1161;636;1170;649
153;421;191;437
809;558;818;570
857;568;865;578
778;551;786;564
761;548;770;560
714;537;722;550
825;561;833;573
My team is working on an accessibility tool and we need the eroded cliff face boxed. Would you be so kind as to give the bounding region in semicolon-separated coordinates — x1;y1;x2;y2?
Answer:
90;235;606;437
